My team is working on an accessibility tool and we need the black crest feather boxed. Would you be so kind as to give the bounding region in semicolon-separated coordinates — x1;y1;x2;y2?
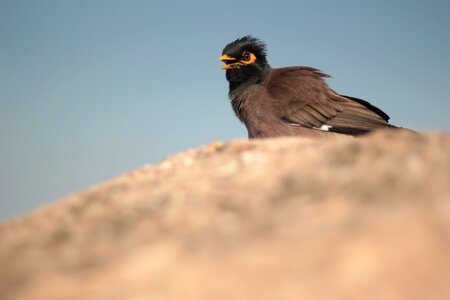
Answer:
222;35;267;58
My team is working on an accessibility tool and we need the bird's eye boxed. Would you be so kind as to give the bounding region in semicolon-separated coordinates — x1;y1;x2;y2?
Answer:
241;51;251;61
240;51;256;65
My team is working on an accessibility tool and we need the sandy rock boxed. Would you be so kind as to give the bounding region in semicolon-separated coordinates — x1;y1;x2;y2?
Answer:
1;129;449;300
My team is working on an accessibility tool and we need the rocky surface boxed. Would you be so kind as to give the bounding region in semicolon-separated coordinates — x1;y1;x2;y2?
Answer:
1;130;450;300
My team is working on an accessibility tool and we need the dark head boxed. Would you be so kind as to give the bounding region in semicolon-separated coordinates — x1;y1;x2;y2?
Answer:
219;36;270;89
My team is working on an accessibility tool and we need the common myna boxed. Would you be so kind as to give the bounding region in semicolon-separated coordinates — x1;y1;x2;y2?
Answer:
220;35;399;138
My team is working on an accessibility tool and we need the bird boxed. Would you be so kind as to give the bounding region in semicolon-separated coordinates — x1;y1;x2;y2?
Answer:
219;35;399;139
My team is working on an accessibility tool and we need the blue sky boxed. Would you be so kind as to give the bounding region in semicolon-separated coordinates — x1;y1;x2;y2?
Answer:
1;0;449;219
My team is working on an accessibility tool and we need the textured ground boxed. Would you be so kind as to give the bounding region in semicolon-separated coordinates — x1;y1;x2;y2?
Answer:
1;130;450;300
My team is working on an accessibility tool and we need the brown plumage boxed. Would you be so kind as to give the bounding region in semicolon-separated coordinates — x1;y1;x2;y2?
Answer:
220;36;398;138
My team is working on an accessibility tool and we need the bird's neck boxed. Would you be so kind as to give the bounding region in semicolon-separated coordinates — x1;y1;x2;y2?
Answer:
228;66;271;93
228;67;271;124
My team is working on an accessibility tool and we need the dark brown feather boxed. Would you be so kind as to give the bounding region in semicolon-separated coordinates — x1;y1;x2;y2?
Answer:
263;67;393;135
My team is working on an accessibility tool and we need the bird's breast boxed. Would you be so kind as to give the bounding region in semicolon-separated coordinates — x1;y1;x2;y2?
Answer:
229;84;264;123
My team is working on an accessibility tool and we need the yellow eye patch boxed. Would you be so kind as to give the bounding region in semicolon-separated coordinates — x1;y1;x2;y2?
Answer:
240;51;257;65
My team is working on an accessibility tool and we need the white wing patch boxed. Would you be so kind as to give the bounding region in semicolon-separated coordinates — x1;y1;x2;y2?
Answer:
314;125;332;131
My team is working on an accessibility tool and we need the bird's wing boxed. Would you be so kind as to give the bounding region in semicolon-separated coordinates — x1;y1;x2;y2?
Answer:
266;67;393;135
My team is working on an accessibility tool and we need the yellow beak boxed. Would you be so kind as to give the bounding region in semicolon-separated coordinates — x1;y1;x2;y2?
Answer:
219;54;241;70
221;64;234;70
219;54;237;61
221;63;244;70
